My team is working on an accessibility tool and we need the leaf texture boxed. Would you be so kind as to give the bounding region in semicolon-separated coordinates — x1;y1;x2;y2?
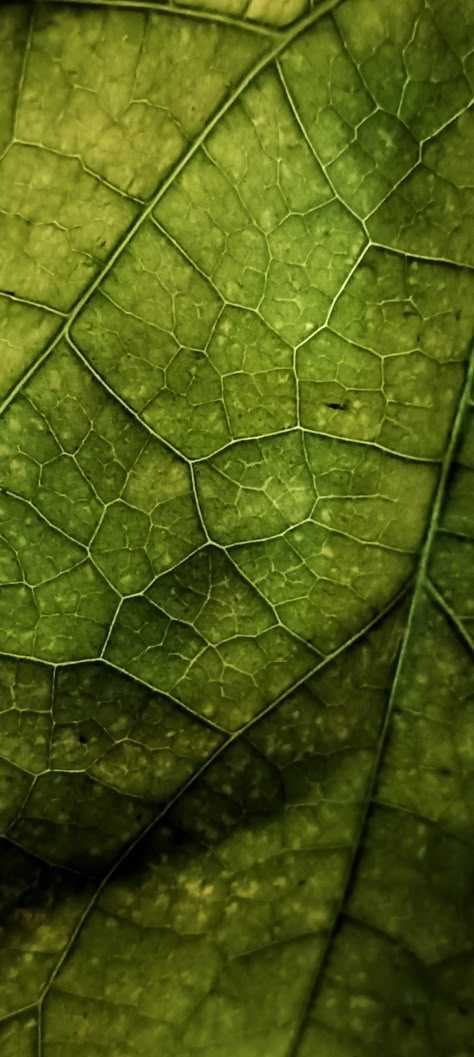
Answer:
0;1;473;1054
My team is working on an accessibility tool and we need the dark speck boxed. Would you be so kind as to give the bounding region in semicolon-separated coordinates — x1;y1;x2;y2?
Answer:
325;402;347;411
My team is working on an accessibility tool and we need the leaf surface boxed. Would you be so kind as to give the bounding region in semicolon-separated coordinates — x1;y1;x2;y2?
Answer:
0;1;473;1055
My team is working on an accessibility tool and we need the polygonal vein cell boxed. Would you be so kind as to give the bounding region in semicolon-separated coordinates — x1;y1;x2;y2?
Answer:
195;428;435;652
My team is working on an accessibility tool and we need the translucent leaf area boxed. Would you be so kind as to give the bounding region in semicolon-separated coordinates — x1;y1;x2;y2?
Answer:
0;1;473;1054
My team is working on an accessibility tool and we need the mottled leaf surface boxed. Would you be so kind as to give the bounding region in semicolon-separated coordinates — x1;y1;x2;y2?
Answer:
0;1;473;1054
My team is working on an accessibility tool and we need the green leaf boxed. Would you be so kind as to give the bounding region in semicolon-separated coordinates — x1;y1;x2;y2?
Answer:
0;1;473;1054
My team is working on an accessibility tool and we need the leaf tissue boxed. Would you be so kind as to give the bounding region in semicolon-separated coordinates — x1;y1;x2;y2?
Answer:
0;1;473;1054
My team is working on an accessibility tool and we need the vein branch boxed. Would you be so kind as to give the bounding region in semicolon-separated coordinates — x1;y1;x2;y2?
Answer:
0;0;345;420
